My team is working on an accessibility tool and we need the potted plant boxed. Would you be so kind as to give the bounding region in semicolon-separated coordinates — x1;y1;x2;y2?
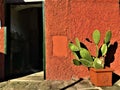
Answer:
68;29;113;86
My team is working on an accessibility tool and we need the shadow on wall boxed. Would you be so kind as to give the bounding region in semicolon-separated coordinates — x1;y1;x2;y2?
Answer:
0;52;4;81
105;41;118;67
104;41;120;84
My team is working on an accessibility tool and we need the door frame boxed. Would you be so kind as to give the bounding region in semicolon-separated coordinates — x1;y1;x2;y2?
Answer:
5;1;46;79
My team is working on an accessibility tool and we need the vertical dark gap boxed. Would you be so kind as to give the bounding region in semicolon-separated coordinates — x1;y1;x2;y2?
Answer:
37;7;43;71
5;4;11;80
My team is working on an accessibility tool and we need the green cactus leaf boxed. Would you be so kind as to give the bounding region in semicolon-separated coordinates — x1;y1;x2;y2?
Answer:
68;43;79;51
104;30;112;44
73;59;81;66
92;30;100;45
72;52;79;60
79;59;93;67
75;38;81;49
96;45;99;58
80;48;93;62
93;58;104;69
101;44;107;56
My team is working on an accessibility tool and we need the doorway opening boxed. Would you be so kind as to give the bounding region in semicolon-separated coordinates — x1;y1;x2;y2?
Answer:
5;3;44;79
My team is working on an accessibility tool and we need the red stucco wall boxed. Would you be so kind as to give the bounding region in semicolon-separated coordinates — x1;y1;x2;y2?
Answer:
0;0;5;80
45;0;120;80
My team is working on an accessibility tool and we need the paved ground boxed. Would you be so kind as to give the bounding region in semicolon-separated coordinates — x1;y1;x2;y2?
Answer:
0;71;120;90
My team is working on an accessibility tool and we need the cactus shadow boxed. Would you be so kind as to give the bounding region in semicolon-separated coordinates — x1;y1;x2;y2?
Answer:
80;42;88;49
105;41;118;67
104;42;119;84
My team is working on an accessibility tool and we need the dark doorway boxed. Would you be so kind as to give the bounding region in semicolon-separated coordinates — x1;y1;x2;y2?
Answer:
5;3;44;79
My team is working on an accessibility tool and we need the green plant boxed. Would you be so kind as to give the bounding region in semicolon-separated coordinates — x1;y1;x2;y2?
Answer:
68;29;112;69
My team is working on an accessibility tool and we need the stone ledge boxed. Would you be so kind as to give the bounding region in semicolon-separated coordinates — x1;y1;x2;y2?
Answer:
0;72;120;90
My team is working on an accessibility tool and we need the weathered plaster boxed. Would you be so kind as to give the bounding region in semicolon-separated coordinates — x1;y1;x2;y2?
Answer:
45;0;120;80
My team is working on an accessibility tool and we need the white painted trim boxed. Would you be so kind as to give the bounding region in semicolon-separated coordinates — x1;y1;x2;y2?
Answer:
6;0;44;3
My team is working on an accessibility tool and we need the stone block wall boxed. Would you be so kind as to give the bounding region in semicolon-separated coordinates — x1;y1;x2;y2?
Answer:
45;0;120;80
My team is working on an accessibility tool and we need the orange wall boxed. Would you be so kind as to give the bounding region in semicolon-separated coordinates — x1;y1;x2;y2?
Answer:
45;0;120;80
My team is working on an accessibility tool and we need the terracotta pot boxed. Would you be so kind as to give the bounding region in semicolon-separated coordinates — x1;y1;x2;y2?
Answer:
90;67;113;86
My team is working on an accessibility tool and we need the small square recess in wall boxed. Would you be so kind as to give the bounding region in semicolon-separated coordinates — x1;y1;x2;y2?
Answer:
53;36;67;57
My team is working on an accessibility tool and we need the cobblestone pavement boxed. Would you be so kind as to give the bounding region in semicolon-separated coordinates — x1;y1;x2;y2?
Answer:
0;71;120;90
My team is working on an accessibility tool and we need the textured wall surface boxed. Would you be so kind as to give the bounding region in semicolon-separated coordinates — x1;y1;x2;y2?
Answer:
0;0;5;80
45;0;120;80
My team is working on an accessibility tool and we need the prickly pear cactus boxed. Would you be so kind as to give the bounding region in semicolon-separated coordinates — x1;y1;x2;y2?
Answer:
101;44;107;56
80;48;93;62
68;30;112;69
101;30;112;56
93;58;104;69
68;43;79;51
92;30;100;45
104;30;112;44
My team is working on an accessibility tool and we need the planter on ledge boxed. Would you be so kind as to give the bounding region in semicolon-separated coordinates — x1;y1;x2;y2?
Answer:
90;67;113;86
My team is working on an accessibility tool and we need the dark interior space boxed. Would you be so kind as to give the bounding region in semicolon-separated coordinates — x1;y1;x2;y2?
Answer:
5;3;43;80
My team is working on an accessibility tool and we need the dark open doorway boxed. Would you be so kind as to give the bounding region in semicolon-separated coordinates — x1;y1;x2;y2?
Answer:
5;3;44;79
